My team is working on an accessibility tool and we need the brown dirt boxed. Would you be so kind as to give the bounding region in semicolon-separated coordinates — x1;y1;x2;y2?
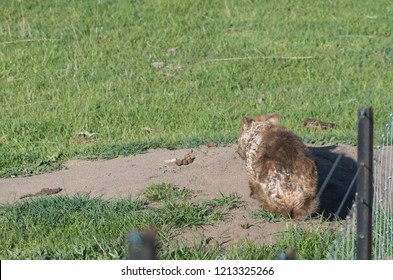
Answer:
0;144;358;246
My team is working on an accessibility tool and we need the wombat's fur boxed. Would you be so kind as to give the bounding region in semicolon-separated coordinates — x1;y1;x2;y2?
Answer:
238;113;319;219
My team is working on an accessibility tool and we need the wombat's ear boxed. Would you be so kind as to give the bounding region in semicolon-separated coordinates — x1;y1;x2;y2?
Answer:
266;113;280;125
242;116;252;129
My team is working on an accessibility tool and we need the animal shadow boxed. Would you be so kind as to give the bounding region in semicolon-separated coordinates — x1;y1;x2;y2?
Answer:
310;146;358;219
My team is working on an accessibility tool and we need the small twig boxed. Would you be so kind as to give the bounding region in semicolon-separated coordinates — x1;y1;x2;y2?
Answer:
197;55;313;64
0;38;59;45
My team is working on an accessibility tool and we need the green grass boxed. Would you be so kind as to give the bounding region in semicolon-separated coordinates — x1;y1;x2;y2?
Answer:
278;222;336;260
1;0;393;177
0;187;335;260
163;239;280;260
164;226;336;260
0;188;244;260
252;208;289;223
142;183;195;202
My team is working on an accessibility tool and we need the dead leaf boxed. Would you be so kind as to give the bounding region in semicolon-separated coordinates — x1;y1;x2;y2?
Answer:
175;150;194;166
70;132;97;144
166;48;177;56
77;131;96;137
304;118;336;130
141;127;153;133
207;142;217;148
151;61;165;68
50;162;62;168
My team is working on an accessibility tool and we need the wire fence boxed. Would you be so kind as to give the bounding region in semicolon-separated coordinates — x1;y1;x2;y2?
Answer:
326;108;393;260
371;113;393;259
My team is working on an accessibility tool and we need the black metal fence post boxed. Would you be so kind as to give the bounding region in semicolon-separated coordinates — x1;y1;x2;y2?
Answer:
356;107;374;260
127;231;156;260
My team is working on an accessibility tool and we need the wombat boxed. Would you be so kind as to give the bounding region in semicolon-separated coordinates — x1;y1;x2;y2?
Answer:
237;113;319;219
